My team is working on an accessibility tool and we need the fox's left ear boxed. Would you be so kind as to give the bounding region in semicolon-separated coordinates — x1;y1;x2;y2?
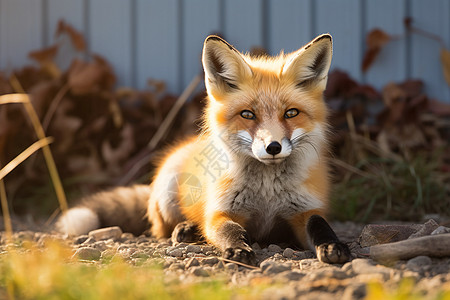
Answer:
282;34;332;89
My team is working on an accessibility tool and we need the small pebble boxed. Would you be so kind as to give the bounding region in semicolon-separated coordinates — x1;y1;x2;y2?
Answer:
89;227;123;241
190;266;210;277
74;247;101;260
201;257;219;266
93;241;108;252
267;244;282;253
282;247;294;258
186;244;201;253
167;248;183;257
185;257;200;268
431;226;450;235
406;256;432;272
74;235;89;244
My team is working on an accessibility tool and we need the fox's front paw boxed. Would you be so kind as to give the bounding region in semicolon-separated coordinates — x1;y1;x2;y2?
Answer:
223;247;256;266
316;242;351;264
171;221;202;244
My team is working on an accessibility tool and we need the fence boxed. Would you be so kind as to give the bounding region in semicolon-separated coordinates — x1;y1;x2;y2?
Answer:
0;0;449;102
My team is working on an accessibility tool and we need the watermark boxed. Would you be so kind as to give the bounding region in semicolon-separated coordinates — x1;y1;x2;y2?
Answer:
167;172;202;206
166;127;240;206
193;141;230;182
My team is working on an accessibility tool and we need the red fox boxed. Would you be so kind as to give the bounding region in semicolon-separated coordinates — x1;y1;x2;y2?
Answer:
57;34;351;264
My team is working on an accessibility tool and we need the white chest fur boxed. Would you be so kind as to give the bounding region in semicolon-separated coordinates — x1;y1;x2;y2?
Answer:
215;153;324;240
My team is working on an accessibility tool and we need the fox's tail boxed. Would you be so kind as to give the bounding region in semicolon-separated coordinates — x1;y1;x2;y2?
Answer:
56;184;151;236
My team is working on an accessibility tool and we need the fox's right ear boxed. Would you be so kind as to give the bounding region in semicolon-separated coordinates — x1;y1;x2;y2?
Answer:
202;35;252;93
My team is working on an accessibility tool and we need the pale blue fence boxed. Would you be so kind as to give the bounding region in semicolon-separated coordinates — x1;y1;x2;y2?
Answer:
0;0;449;102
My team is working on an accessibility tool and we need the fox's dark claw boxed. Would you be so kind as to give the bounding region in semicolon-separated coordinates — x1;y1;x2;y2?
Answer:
223;247;256;266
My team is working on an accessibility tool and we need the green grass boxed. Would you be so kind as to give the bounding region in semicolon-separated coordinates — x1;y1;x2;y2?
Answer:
0;241;259;300
366;278;450;300
331;153;449;222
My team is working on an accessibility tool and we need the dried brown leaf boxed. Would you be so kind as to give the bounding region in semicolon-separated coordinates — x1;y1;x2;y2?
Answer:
56;20;86;52
67;56;116;95
29;45;58;63
362;28;392;72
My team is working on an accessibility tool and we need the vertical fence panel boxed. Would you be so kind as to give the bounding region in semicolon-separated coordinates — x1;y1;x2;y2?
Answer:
411;0;450;102
315;0;363;81
136;0;179;92
89;1;133;87
267;0;312;55
223;0;263;52
0;0;43;70
365;0;407;91
182;0;220;89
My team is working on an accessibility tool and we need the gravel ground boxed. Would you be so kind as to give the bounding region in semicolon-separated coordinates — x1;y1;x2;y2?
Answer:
1;220;449;299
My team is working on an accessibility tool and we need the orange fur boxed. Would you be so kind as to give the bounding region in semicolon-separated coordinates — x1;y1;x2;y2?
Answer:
147;34;334;250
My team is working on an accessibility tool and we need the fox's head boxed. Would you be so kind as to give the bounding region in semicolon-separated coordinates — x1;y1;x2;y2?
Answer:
202;34;332;165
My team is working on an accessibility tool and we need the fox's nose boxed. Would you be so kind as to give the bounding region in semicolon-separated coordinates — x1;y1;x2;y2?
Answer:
266;141;282;155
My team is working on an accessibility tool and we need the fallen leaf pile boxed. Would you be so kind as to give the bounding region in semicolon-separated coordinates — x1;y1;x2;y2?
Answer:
0;21;203;214
0;21;448;220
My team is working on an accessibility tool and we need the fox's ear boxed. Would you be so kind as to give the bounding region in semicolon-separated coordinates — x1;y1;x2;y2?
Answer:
202;35;252;93
282;34;332;88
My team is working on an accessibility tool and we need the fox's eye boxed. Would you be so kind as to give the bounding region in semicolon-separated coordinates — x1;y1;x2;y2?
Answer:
284;108;299;119
240;110;256;120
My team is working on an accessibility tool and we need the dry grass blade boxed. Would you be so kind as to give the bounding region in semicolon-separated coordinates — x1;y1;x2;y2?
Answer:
7;78;69;213
329;158;374;178
0;177;12;242
147;74;202;151
217;257;259;269
0;137;53;181
119;75;202;185
0;93;29;104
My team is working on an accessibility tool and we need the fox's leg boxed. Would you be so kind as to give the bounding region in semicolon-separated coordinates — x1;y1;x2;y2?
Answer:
204;212;256;265
171;221;202;244
289;210;351;264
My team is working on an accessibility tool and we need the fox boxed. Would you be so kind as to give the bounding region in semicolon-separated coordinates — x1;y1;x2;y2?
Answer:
57;34;351;265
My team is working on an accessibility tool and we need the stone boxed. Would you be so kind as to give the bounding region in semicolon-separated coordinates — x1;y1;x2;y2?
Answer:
431;226;450;235
408;219;439;239
267;244;282;253
120;232;135;241
279;270;305;281
190;266;210;277
359;224;422;247
342;283;366;300
293;251;315;260
201;257;219;266
167;248;183;257
282;247;294;258
74;247;101;260
225;263;239;272
88;226;122;241
308;267;349;280
82;237;96;245
251;242;261;250
185;257;200;268
186;244;202;253
93;241;108;252
169;263;185;270
74;235;89;244
262;262;291;274
406;256;432;272
101;249;116;259
351;259;392;280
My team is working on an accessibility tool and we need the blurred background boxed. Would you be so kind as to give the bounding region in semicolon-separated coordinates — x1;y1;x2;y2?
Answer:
0;0;449;225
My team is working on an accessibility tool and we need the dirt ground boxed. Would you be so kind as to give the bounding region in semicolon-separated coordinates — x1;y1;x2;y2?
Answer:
1;217;449;299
